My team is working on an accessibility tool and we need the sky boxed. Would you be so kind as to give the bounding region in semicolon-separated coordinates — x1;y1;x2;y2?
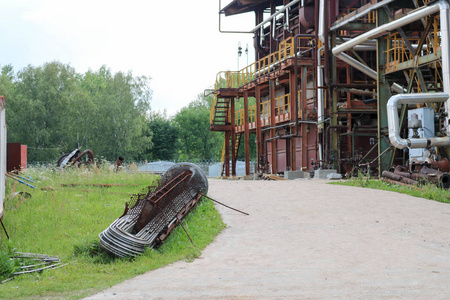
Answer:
0;0;256;116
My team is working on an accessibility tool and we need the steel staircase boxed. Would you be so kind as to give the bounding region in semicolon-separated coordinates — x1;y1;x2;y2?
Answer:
210;97;231;130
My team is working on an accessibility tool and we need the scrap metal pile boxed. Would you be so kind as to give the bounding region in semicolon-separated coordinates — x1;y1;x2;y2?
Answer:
382;159;450;189
98;163;208;257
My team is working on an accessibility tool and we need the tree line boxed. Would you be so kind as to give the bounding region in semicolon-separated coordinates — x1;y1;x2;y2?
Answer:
0;61;223;164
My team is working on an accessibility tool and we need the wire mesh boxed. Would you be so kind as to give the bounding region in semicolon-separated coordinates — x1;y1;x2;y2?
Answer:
98;163;208;257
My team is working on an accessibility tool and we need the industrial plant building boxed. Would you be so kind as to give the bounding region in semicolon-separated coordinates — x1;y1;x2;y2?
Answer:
210;0;450;180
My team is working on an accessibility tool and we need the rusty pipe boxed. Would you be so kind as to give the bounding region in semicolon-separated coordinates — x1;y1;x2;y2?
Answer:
72;149;94;165
382;170;418;185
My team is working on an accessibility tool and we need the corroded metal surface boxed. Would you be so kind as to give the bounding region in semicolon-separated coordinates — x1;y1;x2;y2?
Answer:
98;163;208;257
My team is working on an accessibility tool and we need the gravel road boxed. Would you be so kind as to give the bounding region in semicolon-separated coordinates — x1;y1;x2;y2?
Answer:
86;178;450;299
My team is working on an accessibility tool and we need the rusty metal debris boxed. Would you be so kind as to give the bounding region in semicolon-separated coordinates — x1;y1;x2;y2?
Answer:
98;162;208;257
382;162;450;189
57;148;94;168
114;156;124;172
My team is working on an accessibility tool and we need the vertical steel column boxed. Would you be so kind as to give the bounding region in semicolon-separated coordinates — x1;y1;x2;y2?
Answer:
270;79;277;173
289;69;297;170
231;97;236;176
376;8;393;175
301;67;308;170
256;86;262;173
225;130;230;177
330;31;339;170
244;91;250;175
346;65;352;157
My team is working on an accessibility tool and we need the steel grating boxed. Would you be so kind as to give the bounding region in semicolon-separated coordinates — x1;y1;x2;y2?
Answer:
98;162;208;257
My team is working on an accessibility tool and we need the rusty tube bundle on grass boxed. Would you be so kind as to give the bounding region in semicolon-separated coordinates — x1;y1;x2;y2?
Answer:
382;164;450;189
98;163;208;257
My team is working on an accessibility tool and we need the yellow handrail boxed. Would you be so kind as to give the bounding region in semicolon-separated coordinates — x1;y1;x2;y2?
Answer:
274;94;290;118
386;15;440;69
213;36;314;94
212;36;315;126
210;95;217;124
235;109;245;127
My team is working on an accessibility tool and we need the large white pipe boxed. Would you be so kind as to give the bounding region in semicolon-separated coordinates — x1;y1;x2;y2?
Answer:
317;47;324;130
330;0;395;31
332;3;441;55
387;93;450;149
317;0;326;168
386;0;450;150
318;0;325;42
336;52;405;93
251;0;301;33
440;0;450;129
333;0;450;149
332;2;442;95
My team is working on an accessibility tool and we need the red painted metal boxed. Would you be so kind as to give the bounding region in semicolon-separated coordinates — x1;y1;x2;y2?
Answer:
276;132;287;172
7;143;27;172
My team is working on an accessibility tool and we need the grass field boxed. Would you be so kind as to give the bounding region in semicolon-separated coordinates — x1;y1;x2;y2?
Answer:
0;164;225;299
332;173;450;204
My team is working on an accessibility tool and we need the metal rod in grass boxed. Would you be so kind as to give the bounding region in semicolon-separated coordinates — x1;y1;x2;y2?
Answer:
12;262;69;275
156;203;196;248
0;219;9;240
200;194;249;216
6;173;36;189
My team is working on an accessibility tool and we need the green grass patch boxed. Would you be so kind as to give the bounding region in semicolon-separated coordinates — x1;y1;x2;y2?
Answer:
331;173;450;204
0;165;225;299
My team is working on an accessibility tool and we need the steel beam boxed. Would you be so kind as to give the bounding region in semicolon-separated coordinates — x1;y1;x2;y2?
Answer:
256;86;262;173
244;91;250;175
270;79;277;173
231;97;236;176
377;7;394;175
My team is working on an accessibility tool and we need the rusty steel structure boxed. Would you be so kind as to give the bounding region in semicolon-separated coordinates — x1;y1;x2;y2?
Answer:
210;0;450;180
98;163;208;257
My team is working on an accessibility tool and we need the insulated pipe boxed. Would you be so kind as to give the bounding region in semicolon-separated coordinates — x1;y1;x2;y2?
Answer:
387;93;450;149
440;0;450;129
386;1;450;149
317;0;325;167
317;47;325;129
318;0;325;42
251;0;301;33
332;3;441;54
336;53;405;93
330;0;395;31
332;2;444;94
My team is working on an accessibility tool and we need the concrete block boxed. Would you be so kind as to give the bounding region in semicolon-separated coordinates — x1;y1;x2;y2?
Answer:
314;169;338;179
327;173;342;180
284;171;304;180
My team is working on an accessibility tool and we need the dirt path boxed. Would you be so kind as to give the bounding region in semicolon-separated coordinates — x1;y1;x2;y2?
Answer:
86;179;450;299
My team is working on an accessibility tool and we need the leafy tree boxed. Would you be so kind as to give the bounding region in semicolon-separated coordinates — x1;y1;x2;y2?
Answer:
0;65;15;101
140;111;177;161
4;62;153;163
7;62;79;161
79;66;152;160
174;94;223;161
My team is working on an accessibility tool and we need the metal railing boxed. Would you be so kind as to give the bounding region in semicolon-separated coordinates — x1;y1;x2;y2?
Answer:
385;15;440;69
211;36;314;126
